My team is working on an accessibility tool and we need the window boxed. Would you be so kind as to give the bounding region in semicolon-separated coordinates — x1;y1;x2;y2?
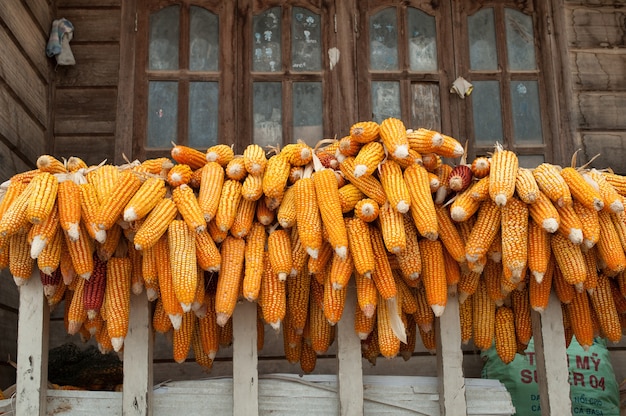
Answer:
134;0;556;165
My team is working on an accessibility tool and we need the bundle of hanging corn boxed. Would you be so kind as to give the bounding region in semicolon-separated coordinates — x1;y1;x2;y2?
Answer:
1;116;625;373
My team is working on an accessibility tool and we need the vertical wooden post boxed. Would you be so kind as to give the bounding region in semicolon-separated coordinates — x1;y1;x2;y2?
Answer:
531;292;571;416
337;285;363;416
15;272;49;416
232;300;258;416
436;295;467;416
123;293;153;416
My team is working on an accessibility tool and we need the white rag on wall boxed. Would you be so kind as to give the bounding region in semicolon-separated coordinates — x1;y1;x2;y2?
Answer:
46;18;75;66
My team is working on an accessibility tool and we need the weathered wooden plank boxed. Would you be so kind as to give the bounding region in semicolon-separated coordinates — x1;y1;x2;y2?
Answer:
0;143;36;182
57;0;120;6
54;88;118;135
23;0;52;35
436;295;467;416
52;135;116;166
580;131;626;174
570;50;626;91
16;273;49;416
115;0;137;163
576;92;626;130
58;9;121;42
337;285;363;416
232;300;259;416
531;292;571;416
122;294;153;416
55;44;120;87
47;390;122;415
565;6;626;49
0;86;46;165
0;28;48;126
1;0;50;79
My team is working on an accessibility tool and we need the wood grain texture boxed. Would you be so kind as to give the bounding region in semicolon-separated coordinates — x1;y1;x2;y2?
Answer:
55;45;120;87
580;131;626;174
565;6;626;49
576;92;626;130
59;9;121;42
53;136;116;166
570;50;626;91
24;0;52;34
57;0;121;6
54;88;117;135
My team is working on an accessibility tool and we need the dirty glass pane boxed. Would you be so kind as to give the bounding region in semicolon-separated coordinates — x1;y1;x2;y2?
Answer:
410;83;441;131
253;7;282;72
149;6;180;70
468;8;497;71
505;8;536;71
189;7;219;71
370;8;398;70
372;81;400;123
471;80;503;144
518;154;544;169
407;8;437;71
253;82;282;147
189;82;218;148
147;81;178;147
292;7;321;71
293;82;322;147
510;81;543;144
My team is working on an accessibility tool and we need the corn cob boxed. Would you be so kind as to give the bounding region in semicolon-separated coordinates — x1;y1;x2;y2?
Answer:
96;223;122;261
449;183;482;223
215;236;245;326
133;198;177;251
79;182;106;243
574;200;600;250
489;144;518;206
309;289;332;354
224;157;246;182
582;247;599;295
376;294;402;359
370;226;397;300
434;205;465;263
313;167;348;259
290;226;308;277
195;228;221;273
345;217;375;278
261;251;286;330
123;177;166;222
527;219;551;283
282;142;313;166
170;143;207;170
406;128;443;154
173;311;195;363
394;217;422;282
94;170;142;231
29;201;60;259
268;228;292;281
9;231;34;285
378;160;410;213
418;239;447;316
197;293;219;359
354;198;379;223
37;228;62;275
287;267;311;333
262;154;291;202
551;232;587;292
67;276;87;334
57;179;82;241
338;157;387;206
0;179;36;237
378;202;406;254
350;121;379;144
404;163;438;240
138;157;173;176
589;274;621;343
354;304;376;340
230;198;257;238
494;306;517;364
472;279;496;351
337;135;362;159
324;272;347;325
528;190;561;233
515;167;539;204
483;258;505;306
465;199;501;264
293;170;323;258
567;290;594;351
555;202;584;245
596;210;626;276
353;141;385;178
104;256;132;351
276;185;296;229
470;156;490;179
197;162;225;222
83;254;107;320
155;235;184;329
172;184;207;233
459;292;473;345
243;144;267;176
588;169;624;213
168;220;198;312
500;196;528;282
65;222;94;280
533;163;572;208
36;155;66;173
166;163;193;188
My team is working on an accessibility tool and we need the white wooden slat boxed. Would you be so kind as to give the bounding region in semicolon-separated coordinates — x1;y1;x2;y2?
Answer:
531;292;572;416
15;272;49;416
232;300;258;416
337;285;363;416
436;295;467;415
122;293;153;416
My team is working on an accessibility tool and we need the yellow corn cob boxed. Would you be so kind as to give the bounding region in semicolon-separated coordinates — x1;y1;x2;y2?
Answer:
433;164;453;204
261;251;286;330
241;172;264;201
458;266;481;305
404;163;438;240
354;198;379;222
500;196;528;282
470;157;491;179
194;228;221;274
527;219;551;283
56;179;82;241
395;216;422;282
290;226;308;277
533;163;572;208
262;154;291;201
205;144;234;167
406;128;444;154
329;245;354;290
418;239;447;317
494;306;517;364
167;163;193;188
309;289;332;354
65;156;89;173
603;172;626;196
350;120;380;144
65;223;94;280
324;272;348;325
483;258;504;306
287;268;311;333
276;186;296;229
370;226;397;300
173;184;207;233
378;202;406;254
96;223;122;261
9;231;33;285
443;248;461;295
79;182;106;243
0;179;29;222
435;205;465;263
379;160;411;214
555;202;584;245
129;244;144;296
192;319;213;370
230;198;257;238
353;141;385;178
567;290;594;351
582;247;599;294
338;157;387;206
511;285;532;345
28;201;60;259
67;276;87;335
133;197;177;251
37;229;62;275
362;329;380;365
337;135;362;159
293;173;323;258
255;198;275;227
394;275;417;315
596;210;626;276
459;292;473;344
168;220;198;312
95;170;142;230
224;157;247;182
528;190;561;233
379;117;409;160
489;144;518;207
427;171;441;193
197;162;225;222
282;142;313;166
104;256;132;352
553;258;576;304
346;217;375;278
172;311;195;363
268;228;292;281
198;293;219;359
588;169;624;213
338;183;365;213
138;157;173;176
36;155;66;173
354;304;376;340
412;282;433;333
215;236;245;326
529;255;554;312
393;148;423;170
313;167;348;259
25;172;58;225
465;199;501;264
589;274;621;343
551;232;587;292
152;297;173;334
376;294;401;359
170;143;207;170
123;177;166;223
155;235;184;329
472;279;496;351
449;184;482;223
515;167;539;204
141;244;159;300
87;165;119;204
573;200;600;250
561;167;604;211
354;271;378;319
243;144;267;176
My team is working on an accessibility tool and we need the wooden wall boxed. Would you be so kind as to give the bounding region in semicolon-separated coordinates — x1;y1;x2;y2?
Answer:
0;0;53;391
564;0;626;173
51;0;122;166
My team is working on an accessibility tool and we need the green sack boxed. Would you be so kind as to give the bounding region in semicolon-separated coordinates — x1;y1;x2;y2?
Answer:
481;337;620;416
